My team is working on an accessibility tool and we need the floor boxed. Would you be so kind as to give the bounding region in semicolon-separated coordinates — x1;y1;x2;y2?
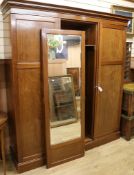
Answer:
1;138;134;175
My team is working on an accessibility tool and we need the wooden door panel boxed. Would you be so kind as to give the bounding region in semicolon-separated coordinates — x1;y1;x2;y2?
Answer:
17;17;59;62
17;69;44;158
94;65;122;138
15;16;60;161
93;24;125;138
101;27;124;62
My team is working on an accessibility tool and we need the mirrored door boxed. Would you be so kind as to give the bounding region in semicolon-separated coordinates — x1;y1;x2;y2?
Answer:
41;29;85;168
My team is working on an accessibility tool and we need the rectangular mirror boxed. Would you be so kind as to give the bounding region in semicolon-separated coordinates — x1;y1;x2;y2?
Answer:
41;29;85;168
49;75;80;145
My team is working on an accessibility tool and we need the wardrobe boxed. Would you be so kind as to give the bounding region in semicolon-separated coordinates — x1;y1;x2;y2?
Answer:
1;0;128;173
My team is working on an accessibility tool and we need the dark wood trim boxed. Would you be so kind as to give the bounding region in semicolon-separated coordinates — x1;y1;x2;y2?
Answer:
3;9;127;27
92;22;102;138
50;152;84;167
126;0;134;2
119;30;127;132
15;14;59;22
112;5;134;12
101;61;124;66
1;0;129;23
85;131;120;150
16;62;40;69
0;83;6;89
0;60;6;65
0;60;6;89
17;157;45;173
23;153;45;162
102;23;127;30
10;13;23;162
10;138;45;173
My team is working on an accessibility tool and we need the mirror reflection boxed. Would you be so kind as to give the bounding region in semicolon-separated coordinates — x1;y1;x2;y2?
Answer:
47;34;81;145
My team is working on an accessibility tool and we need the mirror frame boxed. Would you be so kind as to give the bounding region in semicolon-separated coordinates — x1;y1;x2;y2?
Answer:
41;29;85;168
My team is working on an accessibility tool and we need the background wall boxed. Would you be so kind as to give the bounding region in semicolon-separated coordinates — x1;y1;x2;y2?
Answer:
0;10;4;59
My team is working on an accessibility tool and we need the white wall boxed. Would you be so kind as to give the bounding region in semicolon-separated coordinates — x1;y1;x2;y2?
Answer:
0;10;4;59
0;0;134;59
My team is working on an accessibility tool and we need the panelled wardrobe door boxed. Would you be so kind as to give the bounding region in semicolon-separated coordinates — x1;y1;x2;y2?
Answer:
41;29;85;168
13;15;60;172
94;24;126;138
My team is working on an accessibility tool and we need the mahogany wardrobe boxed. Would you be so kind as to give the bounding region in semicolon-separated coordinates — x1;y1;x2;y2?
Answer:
1;0;128;173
